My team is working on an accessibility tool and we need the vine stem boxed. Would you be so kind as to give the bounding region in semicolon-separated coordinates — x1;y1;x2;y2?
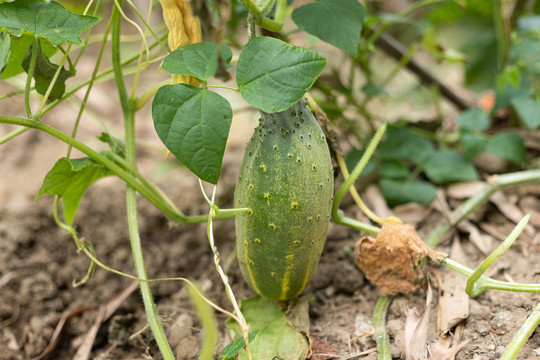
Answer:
332;122;387;223
111;3;175;358
204;184;253;360
373;295;393;360
501;302;540;359
24;37;38;119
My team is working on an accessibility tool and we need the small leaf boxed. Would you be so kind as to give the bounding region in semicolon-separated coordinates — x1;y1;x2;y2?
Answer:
225;297;310;360
510;95;540;130
496;65;521;91
380;179;437;207
424;149;478;184
0;31;9;76
220;331;260;360
236;37;326;113
377;126;435;164
162;42;232;81
461;131;487;159
361;82;387;96
379;161;409;179
486;132;526;165
97;133;125;158
0;0;101;46
457;107;490;131
36;156;110;225
292;0;364;56
22;41;72;101
152;84;232;184
1;35;56;79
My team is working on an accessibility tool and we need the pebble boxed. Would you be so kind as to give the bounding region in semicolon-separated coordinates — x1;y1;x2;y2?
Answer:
476;320;492;336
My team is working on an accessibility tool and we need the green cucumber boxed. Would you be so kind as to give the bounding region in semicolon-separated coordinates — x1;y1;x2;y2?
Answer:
235;99;334;300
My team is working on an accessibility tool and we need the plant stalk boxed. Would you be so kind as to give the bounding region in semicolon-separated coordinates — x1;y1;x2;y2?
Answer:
24;38;38;119
373;295;393;360
112;3;175;358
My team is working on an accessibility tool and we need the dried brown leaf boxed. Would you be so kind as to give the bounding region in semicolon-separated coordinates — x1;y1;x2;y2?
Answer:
309;336;338;360
437;237;469;335
446;181;485;200
429;339;471;360
74;280;139;360
354;220;445;295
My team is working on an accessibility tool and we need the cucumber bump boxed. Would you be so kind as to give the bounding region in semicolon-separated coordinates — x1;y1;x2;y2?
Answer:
235;99;333;300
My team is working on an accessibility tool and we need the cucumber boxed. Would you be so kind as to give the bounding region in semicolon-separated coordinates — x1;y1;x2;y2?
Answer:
235;99;334;300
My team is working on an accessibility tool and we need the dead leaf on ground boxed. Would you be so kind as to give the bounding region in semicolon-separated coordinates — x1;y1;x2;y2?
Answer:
437;237;469;336
429;339;472;360
404;284;433;360
457;221;496;256
355;220;445;295
31;306;95;360
446;181;485;200
74;280;139;360
393;203;432;226
518;196;540;227
308;336;338;360
489;191;535;235
364;185;394;220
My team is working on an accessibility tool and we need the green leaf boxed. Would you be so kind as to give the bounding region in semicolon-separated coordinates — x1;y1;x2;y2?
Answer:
36;156;109;225
510;95;540;130
22;41;72;101
361;82;387;96
292;0;364;56
424;149;478;184
152;84;232;184
162;42;232;81
486;132;526;165
225;297;309;360
377;126;435;164
457;107;490;131
97;133;125;158
220;331;260;360
0;0;101;46
378;161;409;179
1;35;55;79
461;131;487;159
496;65;521;92
236;37;326;113
0;31;9;76
379;179;437;207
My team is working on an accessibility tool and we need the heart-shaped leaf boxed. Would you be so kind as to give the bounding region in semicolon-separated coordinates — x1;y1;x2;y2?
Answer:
152;84;232;184
162;41;232;81
237;37;326;113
